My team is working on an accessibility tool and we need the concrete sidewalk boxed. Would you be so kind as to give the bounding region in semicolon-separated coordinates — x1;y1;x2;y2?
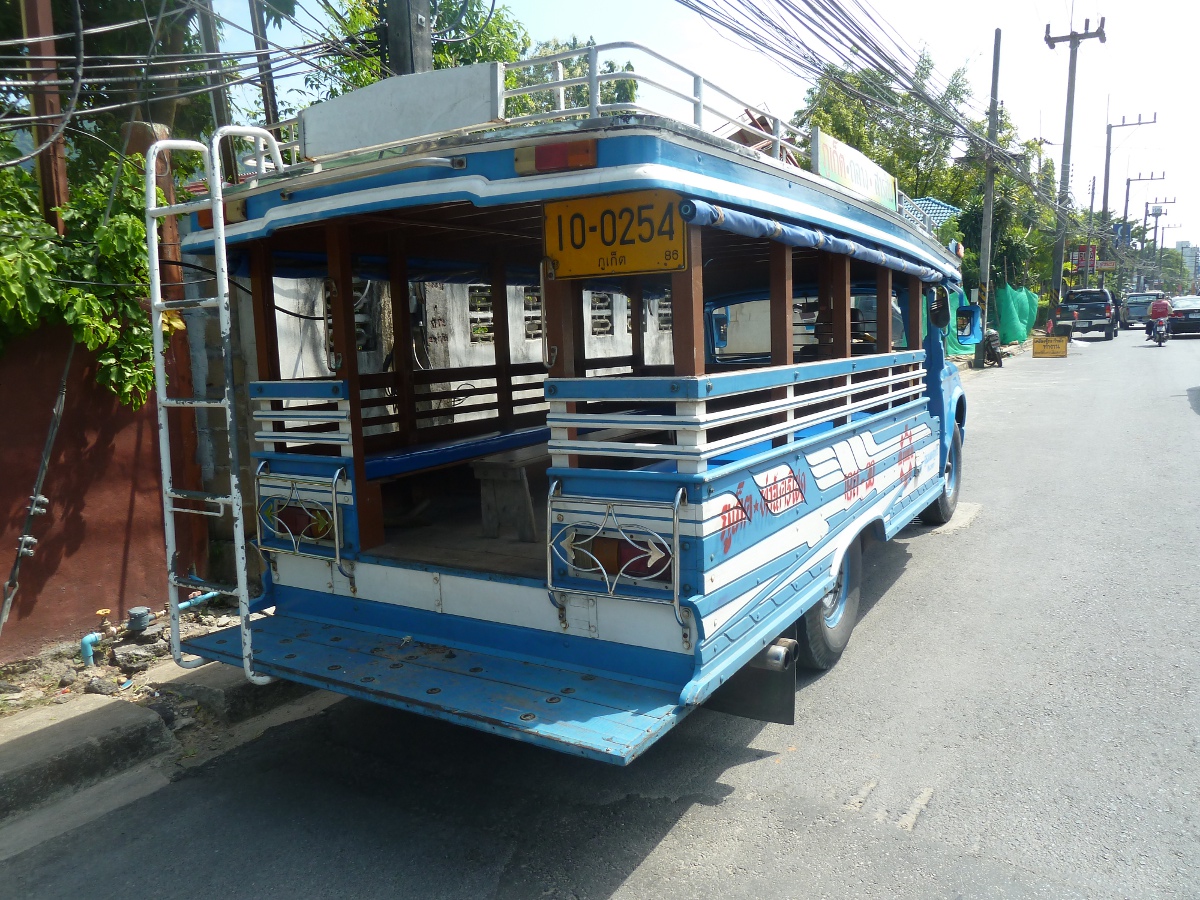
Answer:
0;659;320;825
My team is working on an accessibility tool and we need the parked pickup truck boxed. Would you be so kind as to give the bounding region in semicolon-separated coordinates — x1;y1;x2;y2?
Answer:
1055;288;1119;340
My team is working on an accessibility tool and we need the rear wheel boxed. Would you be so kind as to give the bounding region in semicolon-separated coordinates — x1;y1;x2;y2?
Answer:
796;537;862;670
1104;326;1114;340
920;425;962;525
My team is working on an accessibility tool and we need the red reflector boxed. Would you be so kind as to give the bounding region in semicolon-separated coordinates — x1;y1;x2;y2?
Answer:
514;140;597;175
617;538;672;582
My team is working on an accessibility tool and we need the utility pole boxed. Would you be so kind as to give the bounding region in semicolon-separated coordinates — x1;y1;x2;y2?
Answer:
1123;172;1164;238
1099;113;1155;285
1045;17;1106;302
196;0;237;179
974;28;1001;371
384;0;433;75
19;0;69;234
1082;176;1096;288
248;0;280;135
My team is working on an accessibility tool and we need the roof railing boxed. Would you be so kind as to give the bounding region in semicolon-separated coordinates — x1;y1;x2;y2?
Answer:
500;42;933;237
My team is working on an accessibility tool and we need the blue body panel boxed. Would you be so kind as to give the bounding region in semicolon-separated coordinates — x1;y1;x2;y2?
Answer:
194;120;966;763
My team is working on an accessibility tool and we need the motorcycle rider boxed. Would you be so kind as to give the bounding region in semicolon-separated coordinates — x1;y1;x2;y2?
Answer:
1145;295;1174;339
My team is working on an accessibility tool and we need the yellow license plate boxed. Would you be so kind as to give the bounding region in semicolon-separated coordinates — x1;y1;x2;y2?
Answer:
544;190;688;279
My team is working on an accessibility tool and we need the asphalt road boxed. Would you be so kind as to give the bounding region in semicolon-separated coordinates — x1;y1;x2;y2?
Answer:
3;331;1198;900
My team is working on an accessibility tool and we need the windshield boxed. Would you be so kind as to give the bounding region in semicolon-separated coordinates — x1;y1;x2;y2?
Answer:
1064;291;1108;304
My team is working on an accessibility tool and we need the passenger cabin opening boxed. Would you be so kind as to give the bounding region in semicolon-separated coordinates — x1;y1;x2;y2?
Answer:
246;200;931;582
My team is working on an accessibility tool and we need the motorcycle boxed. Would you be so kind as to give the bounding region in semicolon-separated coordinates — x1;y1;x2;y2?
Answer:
1153;317;1170;347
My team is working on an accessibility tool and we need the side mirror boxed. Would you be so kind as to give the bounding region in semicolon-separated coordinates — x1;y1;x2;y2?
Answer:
712;309;729;349
956;304;983;345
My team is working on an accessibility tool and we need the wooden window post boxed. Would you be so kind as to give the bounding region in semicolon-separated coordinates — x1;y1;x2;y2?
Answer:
626;276;645;371
671;225;705;376
545;276;582;468
386;233;417;442
875;265;893;353
907;274;924;351
770;240;793;445
327;222;384;549
831;255;852;359
490;258;514;430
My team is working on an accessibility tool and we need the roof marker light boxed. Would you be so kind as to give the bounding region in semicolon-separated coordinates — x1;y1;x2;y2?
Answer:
514;140;598;176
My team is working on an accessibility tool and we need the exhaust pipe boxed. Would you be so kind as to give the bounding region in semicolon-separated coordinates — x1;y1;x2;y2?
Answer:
750;637;799;672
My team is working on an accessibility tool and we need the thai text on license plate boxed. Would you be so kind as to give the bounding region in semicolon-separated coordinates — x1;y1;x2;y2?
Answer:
544;190;688;279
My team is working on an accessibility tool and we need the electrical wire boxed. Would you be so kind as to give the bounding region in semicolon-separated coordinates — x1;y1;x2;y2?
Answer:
0;0;83;168
0;8;190;49
675;0;1074;216
434;0;498;44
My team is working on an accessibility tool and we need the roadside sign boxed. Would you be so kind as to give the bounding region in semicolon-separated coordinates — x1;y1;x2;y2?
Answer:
1095;260;1117;271
1032;335;1069;358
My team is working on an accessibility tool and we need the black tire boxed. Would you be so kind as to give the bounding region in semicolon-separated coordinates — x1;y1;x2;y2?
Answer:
920;424;962;525
1103;326;1114;341
796;537;862;670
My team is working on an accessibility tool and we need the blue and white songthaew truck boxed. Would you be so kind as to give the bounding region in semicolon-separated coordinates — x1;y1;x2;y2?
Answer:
146;45;973;764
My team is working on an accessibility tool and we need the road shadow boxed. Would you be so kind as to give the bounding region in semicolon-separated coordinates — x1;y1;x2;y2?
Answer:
1189;388;1200;417
0;694;772;900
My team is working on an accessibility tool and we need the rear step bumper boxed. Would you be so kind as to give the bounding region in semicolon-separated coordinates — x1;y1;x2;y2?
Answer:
184;615;688;765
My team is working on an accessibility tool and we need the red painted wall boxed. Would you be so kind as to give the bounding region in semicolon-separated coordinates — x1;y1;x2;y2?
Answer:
0;327;167;664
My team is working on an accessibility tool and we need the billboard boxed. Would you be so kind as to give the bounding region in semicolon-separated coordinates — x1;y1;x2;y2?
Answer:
810;127;899;212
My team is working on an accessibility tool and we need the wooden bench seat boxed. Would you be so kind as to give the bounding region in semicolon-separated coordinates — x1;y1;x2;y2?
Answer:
470;428;641;543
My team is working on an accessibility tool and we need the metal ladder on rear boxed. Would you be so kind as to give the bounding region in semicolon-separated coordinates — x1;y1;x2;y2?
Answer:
145;126;287;685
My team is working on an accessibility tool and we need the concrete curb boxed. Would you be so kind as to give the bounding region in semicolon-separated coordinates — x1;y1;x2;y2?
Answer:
0;694;175;823
151;660;314;723
0;659;318;823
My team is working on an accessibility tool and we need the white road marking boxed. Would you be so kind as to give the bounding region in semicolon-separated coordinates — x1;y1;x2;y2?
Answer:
897;788;934;832
844;779;878;810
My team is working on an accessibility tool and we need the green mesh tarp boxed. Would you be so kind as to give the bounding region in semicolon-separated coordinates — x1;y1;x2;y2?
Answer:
1022;288;1038;333
998;285;1027;345
995;284;1042;342
944;285;1041;355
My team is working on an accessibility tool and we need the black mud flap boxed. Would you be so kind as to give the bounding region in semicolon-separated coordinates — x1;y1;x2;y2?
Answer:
703;627;798;725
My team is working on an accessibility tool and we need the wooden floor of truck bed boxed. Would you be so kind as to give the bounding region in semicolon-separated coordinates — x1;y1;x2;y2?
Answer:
365;503;548;581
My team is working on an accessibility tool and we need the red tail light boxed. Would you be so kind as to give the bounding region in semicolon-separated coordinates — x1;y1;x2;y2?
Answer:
514;140;598;175
573;535;672;583
1170;311;1184;318
1105;303;1112;317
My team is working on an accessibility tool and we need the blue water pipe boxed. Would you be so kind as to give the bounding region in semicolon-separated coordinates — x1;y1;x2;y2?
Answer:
81;592;221;666
80;632;103;667
178;591;220;613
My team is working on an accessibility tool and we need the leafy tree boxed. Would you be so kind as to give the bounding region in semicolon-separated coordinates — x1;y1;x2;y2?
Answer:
797;51;970;201
505;37;636;119
0;138;163;407
302;0;531;101
0;0;299;181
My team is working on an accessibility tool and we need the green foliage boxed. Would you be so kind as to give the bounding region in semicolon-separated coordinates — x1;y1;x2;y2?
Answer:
431;0;530;70
799;57;1068;295
303;0;531;101
506;37;637;118
798;52;971;201
0;0;263;181
0;142;160;408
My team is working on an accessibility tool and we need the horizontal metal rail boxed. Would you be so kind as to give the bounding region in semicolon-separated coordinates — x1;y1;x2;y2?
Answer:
547;360;925;466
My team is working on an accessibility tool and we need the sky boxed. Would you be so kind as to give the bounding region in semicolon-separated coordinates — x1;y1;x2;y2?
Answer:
214;0;1199;249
